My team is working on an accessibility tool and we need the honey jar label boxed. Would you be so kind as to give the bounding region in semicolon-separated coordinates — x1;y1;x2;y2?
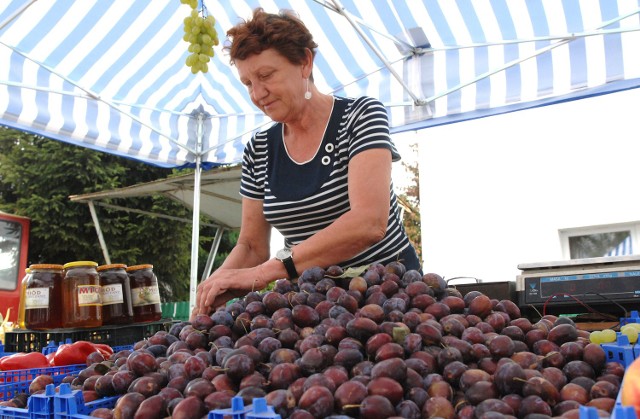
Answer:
77;285;102;306
131;285;161;306
25;287;50;309
101;284;124;305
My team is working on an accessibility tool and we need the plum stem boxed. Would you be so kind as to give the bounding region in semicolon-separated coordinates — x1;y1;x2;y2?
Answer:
454;400;468;410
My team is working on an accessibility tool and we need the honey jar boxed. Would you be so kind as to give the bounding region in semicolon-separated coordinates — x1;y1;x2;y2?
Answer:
98;263;133;325
127;264;162;323
25;264;64;330
62;261;102;328
17;268;31;329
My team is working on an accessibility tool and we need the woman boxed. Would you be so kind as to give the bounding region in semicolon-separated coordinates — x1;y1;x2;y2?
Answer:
194;8;420;315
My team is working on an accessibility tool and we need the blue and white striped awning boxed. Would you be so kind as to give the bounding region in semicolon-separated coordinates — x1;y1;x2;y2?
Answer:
1;0;639;169
607;235;634;256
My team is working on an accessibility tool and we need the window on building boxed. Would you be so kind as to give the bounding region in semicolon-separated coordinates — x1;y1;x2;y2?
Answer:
560;223;638;259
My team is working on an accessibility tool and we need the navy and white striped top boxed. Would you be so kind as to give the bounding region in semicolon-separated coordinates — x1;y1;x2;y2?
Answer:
240;96;413;269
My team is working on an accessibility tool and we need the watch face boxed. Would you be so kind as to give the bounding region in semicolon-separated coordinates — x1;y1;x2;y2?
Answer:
276;248;292;259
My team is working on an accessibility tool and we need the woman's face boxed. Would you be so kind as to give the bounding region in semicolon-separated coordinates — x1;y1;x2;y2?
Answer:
236;49;306;123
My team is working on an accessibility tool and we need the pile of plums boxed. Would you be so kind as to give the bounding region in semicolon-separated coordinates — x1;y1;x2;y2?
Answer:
64;262;626;418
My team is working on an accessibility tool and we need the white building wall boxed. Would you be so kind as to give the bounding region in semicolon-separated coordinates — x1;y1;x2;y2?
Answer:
414;88;640;283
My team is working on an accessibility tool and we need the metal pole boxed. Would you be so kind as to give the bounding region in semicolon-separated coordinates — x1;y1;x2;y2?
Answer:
202;226;224;281
87;201;111;265
189;113;204;315
0;0;37;32
328;0;427;105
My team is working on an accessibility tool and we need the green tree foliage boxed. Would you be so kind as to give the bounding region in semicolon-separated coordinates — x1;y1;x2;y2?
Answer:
0;127;234;301
398;142;422;262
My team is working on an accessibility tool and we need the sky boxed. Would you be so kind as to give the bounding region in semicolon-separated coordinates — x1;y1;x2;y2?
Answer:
390;87;640;190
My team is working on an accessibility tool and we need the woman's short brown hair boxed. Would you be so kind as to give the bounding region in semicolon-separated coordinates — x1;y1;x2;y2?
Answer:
224;8;318;68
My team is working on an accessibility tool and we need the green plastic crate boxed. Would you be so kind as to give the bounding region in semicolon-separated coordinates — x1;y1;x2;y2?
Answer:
161;302;190;321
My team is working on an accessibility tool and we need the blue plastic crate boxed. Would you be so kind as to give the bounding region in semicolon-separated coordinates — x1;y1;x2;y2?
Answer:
246;398;281;419
0;365;84;402
53;383;120;419
40;340;73;357
579;374;637;419
0;404;30;419
110;345;134;353
611;375;638;419
209;397;280;419
0;384;57;419
620;310;640;325
0;382;120;419
611;405;638;419
27;385;57;419
579;405;638;419
209;397;252;419
0;407;29;418
600;334;638;369
0;343;16;358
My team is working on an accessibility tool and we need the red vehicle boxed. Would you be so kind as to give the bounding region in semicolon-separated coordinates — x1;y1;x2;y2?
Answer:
0;212;30;323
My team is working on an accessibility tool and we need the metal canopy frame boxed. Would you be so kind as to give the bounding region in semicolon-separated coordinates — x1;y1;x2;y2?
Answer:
69;165;243;292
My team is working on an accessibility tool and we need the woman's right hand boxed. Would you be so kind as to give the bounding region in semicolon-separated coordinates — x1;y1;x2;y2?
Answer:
192;264;270;318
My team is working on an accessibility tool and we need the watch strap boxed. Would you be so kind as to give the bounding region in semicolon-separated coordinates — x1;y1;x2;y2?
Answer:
281;256;298;279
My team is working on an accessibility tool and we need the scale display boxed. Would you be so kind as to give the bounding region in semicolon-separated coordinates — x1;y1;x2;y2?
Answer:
538;270;640;298
516;255;640;308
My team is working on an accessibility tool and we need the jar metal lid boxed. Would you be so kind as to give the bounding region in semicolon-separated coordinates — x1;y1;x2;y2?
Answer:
29;264;64;270
63;261;99;269
126;264;153;272
97;263;127;271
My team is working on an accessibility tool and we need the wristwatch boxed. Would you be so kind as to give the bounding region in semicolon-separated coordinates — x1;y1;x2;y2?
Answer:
275;248;298;279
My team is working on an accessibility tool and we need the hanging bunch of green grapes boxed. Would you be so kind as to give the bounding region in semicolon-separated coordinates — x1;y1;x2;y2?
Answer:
181;0;219;74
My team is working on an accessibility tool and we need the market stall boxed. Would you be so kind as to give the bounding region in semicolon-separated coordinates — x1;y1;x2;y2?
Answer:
1;1;639;417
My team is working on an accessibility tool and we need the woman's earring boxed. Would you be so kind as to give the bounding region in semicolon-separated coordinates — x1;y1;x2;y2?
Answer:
304;78;312;100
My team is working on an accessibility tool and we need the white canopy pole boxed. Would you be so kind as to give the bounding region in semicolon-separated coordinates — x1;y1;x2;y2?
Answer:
202;226;225;281
0;0;37;31
87;201;111;265
189;113;204;316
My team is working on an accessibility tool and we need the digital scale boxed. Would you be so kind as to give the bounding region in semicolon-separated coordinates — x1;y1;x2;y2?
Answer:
516;255;640;319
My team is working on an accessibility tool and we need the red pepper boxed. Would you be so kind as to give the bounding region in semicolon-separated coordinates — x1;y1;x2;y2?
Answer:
92;343;114;358
52;341;102;366
0;352;50;371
